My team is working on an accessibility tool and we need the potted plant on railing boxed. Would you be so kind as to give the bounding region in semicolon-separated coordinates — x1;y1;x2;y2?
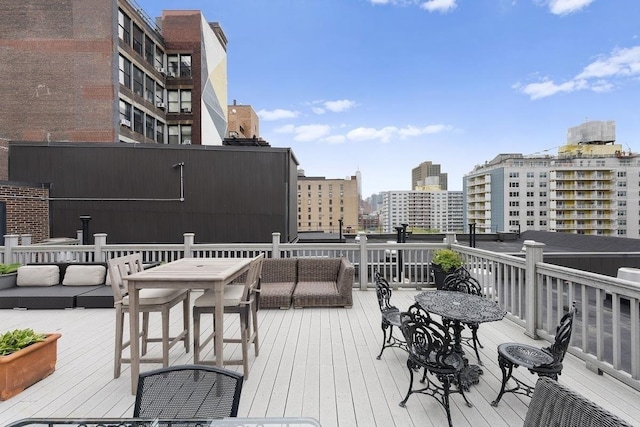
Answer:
0;263;21;290
0;328;62;400
430;249;463;290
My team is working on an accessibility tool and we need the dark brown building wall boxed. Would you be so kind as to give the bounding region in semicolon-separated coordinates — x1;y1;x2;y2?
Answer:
9;142;298;244
0;0;117;143
0;183;50;243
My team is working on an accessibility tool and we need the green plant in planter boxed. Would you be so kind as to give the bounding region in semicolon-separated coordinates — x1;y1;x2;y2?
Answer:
0;263;21;275
432;249;463;272
0;328;46;356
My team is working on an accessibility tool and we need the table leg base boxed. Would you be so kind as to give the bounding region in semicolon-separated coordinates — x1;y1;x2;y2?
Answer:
456;365;484;391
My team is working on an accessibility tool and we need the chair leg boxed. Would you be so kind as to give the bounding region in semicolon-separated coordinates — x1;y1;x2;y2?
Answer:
161;307;170;367
114;308;124;378
470;325;483;365
183;295;190;353
141;312;149;356
491;355;514;406
442;379;454;427
399;359;416;408
240;311;250;379
251;303;259;356
193;307;201;363
376;322;388;360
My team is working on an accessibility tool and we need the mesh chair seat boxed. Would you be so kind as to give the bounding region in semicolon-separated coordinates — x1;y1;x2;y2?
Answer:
134;365;243;419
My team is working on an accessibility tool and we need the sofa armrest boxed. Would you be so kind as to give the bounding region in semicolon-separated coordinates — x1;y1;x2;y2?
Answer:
336;258;355;301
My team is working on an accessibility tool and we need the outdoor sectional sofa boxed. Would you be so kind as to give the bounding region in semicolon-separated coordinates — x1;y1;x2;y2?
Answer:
0;262;112;309
259;256;354;309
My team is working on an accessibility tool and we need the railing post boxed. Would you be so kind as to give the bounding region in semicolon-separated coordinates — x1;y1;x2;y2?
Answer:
94;233;107;262
272;232;281;259
358;232;367;290
183;233;195;258
444;232;456;247
21;234;32;246
524;240;545;339
77;229;83;243
3;234;19;264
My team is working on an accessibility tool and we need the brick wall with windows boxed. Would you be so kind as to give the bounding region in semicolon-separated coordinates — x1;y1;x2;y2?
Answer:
0;184;50;243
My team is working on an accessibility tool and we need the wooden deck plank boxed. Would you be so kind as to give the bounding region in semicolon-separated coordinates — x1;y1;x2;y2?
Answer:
1;289;640;426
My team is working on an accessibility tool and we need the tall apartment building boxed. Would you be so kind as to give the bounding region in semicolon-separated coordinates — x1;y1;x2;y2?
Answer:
297;173;359;234
0;0;228;146
412;161;448;190
464;121;639;237
379;190;464;233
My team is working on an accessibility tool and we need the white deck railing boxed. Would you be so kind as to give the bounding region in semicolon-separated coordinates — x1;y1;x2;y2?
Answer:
2;231;639;392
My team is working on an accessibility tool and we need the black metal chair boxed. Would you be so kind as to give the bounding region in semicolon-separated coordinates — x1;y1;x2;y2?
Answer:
399;303;472;427
374;270;406;359
134;365;244;419
441;266;485;364
491;302;576;406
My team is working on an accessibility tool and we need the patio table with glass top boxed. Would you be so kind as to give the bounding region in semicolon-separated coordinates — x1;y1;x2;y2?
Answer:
414;290;506;389
122;257;253;393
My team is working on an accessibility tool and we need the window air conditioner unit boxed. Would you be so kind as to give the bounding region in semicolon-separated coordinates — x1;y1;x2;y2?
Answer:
120;118;131;128
183;139;191;145
156;67;165;74
156;102;165;109
182;107;191;113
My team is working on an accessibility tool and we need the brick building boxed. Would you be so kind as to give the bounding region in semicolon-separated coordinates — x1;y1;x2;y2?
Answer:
0;0;228;146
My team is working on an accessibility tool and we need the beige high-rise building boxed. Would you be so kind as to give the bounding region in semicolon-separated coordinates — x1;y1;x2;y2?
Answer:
412;161;448;190
227;102;259;139
297;172;359;235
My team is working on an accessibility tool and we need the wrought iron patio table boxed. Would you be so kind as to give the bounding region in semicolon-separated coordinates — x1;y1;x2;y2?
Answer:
414;290;506;389
122;257;253;393
5;417;322;427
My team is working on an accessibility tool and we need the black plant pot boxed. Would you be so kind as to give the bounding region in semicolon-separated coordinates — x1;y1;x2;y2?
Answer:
430;263;456;290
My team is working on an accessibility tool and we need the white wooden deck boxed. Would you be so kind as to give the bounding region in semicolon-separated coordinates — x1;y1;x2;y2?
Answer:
1;289;639;427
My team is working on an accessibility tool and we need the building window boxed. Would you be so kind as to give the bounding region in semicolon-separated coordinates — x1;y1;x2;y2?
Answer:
118;10;131;44
155;83;164;105
144;35;154;65
132;24;143;56
168;90;179;113
133;107;143;134
181;90;192;113
168;125;179;144
167;53;192;78
145;115;154;139
156;119;164;143
145;75;154;103
180;55;192;77
118;99;131;124
119;55;131;89
155;46;164;72
181;125;192;144
132;66;144;97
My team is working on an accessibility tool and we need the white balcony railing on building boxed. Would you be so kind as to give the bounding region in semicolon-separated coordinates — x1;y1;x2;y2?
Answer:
2;232;639;393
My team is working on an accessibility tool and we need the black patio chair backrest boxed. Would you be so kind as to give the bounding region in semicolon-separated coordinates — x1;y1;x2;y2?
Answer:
540;303;576;367
442;266;482;296
400;303;458;370
134;365;244;419
374;270;396;313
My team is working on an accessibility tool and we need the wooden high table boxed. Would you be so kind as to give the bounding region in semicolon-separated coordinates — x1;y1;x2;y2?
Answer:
123;257;253;393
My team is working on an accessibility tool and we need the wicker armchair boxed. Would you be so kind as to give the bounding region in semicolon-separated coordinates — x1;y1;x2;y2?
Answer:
292;257;354;308
441;266;484;364
399;303;472;427
523;377;633;427
492;302;576;406
374;270;406;359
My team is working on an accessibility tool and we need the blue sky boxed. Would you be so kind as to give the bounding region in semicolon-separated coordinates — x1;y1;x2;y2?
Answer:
137;0;640;198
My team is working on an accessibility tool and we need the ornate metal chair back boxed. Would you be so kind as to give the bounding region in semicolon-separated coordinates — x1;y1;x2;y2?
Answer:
400;303;458;370
375;270;396;313
542;302;576;365
442;267;482;296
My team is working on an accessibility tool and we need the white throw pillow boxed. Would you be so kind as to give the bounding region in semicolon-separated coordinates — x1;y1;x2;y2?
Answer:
62;265;107;286
16;265;60;287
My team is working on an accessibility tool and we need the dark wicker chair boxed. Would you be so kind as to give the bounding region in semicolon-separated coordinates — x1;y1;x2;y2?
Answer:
491;302;576;407
398;303;472;427
441;266;484;364
374;270;406;359
134;365;244;419
524;376;633;427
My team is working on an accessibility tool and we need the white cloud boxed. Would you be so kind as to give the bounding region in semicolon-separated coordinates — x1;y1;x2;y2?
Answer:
345;124;451;143
516;45;640;100
398;124;451;137
420;0;457;13
369;0;390;3
546;0;594;15
273;124;296;134
292;124;332;142
324;99;356;112
323;135;347;144
312;107;326;115
257;108;300;121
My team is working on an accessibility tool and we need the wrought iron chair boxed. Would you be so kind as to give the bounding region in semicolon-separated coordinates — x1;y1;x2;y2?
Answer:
134;364;243;419
374;270;406;359
107;253;190;379
441;266;485;364
399;303;472;427
491;302;576;406
193;253;264;379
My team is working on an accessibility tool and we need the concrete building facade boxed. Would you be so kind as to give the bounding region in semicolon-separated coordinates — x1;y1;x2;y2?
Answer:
0;0;228;146
464;121;638;237
379;190;464;233
296;174;359;235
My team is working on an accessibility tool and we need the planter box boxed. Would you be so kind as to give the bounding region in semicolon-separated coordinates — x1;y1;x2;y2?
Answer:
0;272;17;290
430;264;456;290
0;333;61;400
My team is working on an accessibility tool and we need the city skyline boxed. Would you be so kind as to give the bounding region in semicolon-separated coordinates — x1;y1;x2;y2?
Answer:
138;0;640;197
